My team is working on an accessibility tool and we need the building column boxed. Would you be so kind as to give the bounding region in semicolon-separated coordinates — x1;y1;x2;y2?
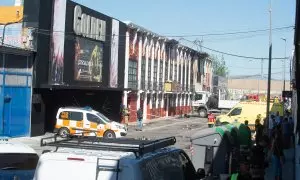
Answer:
137;33;142;90
157;41;161;86
188;54;191;91
181;50;184;88
143;93;147;121
123;30;130;106
137;33;142;110
150;39;154;90
166;94;169;117
176;49;180;82
184;52;188;91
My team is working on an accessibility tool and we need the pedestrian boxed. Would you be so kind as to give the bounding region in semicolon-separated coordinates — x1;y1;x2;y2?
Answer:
244;120;252;147
271;129;285;180
136;108;143;131
281;117;291;149
268;114;275;138
254;119;263;145
275;111;281;125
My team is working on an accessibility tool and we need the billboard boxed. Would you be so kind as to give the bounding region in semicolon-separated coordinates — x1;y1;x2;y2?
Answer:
50;0;67;84
74;37;104;82
109;19;119;88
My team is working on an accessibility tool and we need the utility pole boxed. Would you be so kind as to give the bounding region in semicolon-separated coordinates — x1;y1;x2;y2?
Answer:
258;59;263;96
281;38;287;91
266;0;272;126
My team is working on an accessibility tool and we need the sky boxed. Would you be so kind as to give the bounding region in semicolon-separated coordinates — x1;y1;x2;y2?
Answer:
1;0;296;80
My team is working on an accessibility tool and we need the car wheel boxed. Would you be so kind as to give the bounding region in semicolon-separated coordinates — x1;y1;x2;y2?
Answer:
58;128;70;138
198;108;207;118
104;130;116;139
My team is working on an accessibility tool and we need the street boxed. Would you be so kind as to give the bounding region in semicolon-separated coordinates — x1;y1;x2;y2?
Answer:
11;116;208;157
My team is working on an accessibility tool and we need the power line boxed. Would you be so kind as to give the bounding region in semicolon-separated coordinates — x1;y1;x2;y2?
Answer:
181;38;287;60
162;25;294;37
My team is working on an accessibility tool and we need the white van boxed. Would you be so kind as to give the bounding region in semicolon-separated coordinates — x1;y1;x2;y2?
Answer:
34;136;205;180
0;138;39;180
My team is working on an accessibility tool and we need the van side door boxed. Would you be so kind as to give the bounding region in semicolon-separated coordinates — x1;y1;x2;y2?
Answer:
58;111;84;134
85;113;105;136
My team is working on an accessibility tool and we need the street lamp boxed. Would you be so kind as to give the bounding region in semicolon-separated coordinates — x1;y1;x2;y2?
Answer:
281;38;287;91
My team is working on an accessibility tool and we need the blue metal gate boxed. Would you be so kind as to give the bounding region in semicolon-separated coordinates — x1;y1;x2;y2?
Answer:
0;52;32;137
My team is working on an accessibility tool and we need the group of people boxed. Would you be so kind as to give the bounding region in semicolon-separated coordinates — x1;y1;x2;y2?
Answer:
229;110;294;180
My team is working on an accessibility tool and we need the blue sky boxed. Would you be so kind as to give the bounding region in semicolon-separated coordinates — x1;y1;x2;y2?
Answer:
1;0;296;80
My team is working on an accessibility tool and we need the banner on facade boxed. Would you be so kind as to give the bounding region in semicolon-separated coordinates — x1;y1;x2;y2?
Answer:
74;37;104;82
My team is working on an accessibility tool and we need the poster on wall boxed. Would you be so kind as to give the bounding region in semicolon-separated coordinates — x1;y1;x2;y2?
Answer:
50;0;67;84
109;19;119;88
74;37;104;82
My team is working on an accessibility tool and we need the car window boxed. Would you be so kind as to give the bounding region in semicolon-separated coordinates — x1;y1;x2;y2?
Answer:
178;151;197;180
86;113;103;124
141;152;184;180
195;94;203;101
59;111;83;121
229;107;242;116
0;153;39;170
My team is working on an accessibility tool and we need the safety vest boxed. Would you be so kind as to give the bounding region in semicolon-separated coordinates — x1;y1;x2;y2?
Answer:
230;173;239;180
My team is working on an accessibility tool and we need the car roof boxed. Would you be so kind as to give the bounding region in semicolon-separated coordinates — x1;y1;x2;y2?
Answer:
43;147;179;161
0;139;37;154
58;106;98;113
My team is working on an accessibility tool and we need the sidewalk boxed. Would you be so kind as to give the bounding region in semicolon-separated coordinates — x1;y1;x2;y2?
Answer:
264;148;295;180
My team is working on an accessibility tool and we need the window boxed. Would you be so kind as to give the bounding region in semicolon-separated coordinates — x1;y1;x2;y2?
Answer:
159;61;163;83
174;63;177;81
178;151;197;180
141;59;146;83
195;94;203;101
229;107;242;116
165;59;168;81
148;60;152;82
141;153;184;180
59;111;83;121
128;60;137;89
0;153;39;170
153;60;158;82
170;59;173;80
86;113;103;124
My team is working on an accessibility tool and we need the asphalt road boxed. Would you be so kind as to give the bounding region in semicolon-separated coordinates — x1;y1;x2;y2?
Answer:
126;116;208;156
11;116;208;156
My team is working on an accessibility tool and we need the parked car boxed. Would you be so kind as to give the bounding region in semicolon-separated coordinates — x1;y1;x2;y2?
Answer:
54;106;127;138
34;135;205;180
0;137;39;180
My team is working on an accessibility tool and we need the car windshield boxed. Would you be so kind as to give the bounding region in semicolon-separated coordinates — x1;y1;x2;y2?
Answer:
96;112;112;123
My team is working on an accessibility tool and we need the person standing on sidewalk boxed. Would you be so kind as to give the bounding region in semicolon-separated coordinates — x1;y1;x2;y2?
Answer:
271;128;284;180
136;108;143;131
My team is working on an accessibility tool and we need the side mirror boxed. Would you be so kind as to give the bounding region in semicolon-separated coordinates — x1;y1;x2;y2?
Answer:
196;168;206;179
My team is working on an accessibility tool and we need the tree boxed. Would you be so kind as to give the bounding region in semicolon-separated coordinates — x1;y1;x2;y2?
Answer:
211;55;229;77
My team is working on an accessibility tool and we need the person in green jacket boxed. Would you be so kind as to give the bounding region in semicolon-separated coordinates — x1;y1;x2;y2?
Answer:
228;158;252;180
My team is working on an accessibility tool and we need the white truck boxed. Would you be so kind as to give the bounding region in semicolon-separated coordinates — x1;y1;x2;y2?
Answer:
192;90;240;118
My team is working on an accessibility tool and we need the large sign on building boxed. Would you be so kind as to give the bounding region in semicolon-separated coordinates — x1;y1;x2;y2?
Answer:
73;5;106;42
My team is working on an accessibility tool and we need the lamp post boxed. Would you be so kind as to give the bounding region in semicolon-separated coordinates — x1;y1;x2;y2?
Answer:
281;38;287;91
266;0;272;126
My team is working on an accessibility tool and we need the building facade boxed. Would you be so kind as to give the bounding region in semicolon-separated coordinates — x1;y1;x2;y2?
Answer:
122;22;212;122
0;0;212;136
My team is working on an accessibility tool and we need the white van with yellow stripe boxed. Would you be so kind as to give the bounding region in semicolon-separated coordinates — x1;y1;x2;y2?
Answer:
54;107;127;138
